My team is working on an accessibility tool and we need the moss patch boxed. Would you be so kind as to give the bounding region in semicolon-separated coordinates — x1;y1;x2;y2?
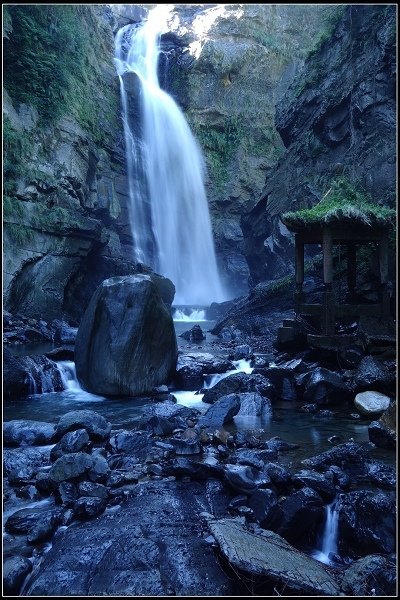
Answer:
3;5;118;143
282;177;396;230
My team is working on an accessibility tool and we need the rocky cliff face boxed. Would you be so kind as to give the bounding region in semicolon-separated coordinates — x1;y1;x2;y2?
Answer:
3;6;138;324
242;5;396;284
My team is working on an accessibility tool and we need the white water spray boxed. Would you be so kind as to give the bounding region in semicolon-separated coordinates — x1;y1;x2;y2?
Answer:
115;6;225;305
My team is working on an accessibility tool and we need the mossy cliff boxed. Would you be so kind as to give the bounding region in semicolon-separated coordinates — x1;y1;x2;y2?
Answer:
3;5;136;323
242;5;396;285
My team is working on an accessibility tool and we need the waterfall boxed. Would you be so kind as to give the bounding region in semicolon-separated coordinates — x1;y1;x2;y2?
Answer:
312;499;340;565
57;361;82;391
115;5;225;306
173;309;206;322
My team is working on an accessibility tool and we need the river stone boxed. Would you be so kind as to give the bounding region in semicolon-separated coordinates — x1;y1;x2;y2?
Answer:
301;442;369;469
302;367;352;405
23;480;234;596
340;554;396;596
27;512;60;544
107;431;152;459
263;487;323;544
141;399;199;421
248;489;278;523
236;392;272;417
139;415;176;436
164;457;223;481
73;496;107;520
87;454;110;483
202;372;275;404
338;490;396;555
51;428;90;461
55;410;111;442
5;506;62;535
49;452;94;483
207;516;340;595
3;556;33;596
168;438;202;455
3;420;56;447
3;349;64;399
198;393;241;428
368;402;396;449
4;446;52;483
74;275;178;395
354;390;391;416
223;464;270;494
292;469;336;501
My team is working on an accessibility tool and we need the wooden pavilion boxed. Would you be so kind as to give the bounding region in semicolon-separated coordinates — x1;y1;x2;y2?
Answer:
278;191;395;350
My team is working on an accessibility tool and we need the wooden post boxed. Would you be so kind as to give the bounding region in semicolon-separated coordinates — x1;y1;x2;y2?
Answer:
379;235;390;320
294;235;304;313
347;243;357;300
322;228;335;334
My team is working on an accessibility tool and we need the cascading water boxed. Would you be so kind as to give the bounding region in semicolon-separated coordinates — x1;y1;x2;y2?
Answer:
312;498;340;565
115;5;225;306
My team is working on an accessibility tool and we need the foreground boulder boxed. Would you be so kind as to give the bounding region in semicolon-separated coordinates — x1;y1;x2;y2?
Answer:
75;275;178;396
207;516;340;595
23;480;235;596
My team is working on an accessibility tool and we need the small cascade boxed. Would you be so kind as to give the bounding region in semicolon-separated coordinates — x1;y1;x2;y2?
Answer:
24;356;62;395
204;359;253;389
312;498;340;565
25;372;37;395
173;308;207;322
56;361;82;391
174;359;253;408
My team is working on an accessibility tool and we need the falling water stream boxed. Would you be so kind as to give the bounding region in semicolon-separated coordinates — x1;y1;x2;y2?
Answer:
115;6;225;305
312;499;340;566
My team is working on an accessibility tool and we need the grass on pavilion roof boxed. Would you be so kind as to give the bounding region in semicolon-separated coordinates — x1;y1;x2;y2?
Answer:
281;177;396;230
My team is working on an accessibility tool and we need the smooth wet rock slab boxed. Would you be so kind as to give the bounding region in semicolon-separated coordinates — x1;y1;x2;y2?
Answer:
55;410;111;442
207;516;341;595
23;480;235;596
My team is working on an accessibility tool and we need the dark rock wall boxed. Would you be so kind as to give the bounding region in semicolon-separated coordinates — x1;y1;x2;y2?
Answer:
3;7;138;324
242;5;396;284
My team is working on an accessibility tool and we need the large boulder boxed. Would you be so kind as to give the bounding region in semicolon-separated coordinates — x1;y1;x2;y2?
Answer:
338;490;396;556
74;275;178;395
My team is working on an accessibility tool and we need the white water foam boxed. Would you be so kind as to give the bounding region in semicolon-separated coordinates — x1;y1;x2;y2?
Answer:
173;309;206;322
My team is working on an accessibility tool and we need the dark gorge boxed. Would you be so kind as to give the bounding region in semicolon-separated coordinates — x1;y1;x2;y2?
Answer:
3;4;397;597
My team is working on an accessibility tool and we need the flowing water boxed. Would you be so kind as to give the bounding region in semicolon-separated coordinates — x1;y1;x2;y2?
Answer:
114;6;225;305
312;499;340;566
